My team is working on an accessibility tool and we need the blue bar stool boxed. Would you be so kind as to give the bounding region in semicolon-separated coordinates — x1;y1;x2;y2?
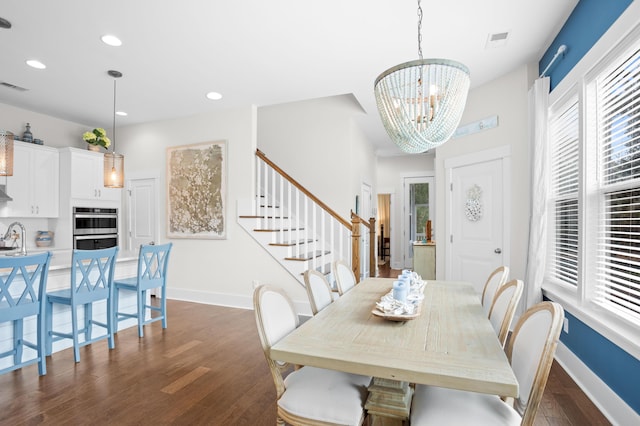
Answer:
46;247;119;363
0;252;52;376
114;242;172;337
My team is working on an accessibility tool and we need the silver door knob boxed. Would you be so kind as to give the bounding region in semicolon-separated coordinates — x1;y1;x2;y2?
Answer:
494;248;502;254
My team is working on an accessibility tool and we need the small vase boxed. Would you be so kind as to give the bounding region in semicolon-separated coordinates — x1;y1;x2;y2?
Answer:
87;144;101;152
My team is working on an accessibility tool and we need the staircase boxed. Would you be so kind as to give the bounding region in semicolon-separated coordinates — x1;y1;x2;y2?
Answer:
237;150;375;287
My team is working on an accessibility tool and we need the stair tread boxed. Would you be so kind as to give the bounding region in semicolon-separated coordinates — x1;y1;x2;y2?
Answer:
239;215;290;219
300;263;333;276
269;239;315;247
254;227;304;232
285;250;331;261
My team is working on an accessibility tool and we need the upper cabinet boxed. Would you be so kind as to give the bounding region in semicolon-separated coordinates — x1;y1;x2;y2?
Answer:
0;142;59;218
59;148;121;203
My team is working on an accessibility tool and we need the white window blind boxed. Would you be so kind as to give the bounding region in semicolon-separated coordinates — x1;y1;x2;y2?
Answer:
548;99;580;286
595;43;640;322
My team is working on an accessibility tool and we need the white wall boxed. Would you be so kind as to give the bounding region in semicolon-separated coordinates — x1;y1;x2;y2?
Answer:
117;106;306;309
434;65;534;283
0;102;88;149
257;94;375;218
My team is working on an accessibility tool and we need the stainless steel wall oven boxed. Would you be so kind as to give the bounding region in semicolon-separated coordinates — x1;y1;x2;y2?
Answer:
73;207;118;250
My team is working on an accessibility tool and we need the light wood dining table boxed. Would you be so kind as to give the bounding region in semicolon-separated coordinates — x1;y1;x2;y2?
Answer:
269;277;518;425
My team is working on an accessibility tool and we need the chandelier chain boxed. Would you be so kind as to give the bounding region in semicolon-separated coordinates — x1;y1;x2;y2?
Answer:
417;0;423;60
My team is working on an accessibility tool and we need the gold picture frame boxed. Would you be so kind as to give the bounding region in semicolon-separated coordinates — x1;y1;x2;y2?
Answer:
166;140;227;239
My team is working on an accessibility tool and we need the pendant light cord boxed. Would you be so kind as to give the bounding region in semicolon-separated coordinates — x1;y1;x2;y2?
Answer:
417;0;423;60
112;77;116;155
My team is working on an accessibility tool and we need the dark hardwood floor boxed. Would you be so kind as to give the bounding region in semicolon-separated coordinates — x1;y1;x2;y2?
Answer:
0;272;611;425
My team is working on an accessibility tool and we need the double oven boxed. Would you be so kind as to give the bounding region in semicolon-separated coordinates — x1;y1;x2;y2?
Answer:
73;207;118;250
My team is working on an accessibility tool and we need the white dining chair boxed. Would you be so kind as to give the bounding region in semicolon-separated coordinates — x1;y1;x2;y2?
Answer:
488;279;523;347
333;260;357;296
303;269;334;315
253;285;370;426
481;265;510;317
410;301;564;426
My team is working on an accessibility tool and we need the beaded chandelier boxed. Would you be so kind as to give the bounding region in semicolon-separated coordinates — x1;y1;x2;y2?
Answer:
374;1;470;153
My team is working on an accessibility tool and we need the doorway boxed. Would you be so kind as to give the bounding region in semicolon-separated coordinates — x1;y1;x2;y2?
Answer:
377;194;391;265
403;176;435;269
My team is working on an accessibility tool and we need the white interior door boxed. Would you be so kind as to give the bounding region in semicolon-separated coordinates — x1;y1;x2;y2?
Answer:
126;177;158;250
446;153;510;295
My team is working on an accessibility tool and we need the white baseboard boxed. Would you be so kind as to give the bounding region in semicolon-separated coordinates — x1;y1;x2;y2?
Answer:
555;342;639;426
167;288;311;315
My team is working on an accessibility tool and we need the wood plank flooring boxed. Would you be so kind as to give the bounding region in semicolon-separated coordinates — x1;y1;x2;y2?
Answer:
0;283;611;425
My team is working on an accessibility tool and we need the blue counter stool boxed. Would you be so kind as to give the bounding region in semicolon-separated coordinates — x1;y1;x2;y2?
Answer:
114;242;172;337
0;252;52;376
46;247;119;363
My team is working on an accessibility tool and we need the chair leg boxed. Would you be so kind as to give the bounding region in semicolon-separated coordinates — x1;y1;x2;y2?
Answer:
37;311;46;375
107;296;115;350
45;299;53;356
84;303;92;342
13;319;23;365
113;285;120;333
71;305;80;363
161;285;167;329
138;290;145;337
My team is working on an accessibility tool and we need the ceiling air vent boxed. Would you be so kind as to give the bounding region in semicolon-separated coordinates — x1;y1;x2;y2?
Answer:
485;31;509;49
0;81;28;91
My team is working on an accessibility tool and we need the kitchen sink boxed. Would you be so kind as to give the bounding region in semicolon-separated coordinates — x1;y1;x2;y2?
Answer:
0;247;19;255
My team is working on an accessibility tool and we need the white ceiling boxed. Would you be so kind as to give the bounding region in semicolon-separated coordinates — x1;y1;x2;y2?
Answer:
0;0;577;155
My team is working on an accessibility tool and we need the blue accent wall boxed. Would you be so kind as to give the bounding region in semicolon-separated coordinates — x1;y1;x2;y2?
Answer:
539;0;639;416
560;309;640;414
539;0;633;90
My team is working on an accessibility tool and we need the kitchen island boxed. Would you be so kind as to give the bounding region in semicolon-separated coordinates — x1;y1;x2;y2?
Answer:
0;248;141;371
413;241;436;280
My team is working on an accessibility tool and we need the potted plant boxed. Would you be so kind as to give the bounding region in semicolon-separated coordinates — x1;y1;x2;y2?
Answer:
82;128;111;151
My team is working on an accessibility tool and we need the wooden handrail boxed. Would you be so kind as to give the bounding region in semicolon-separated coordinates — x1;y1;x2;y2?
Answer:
350;211;372;230
256;149;351;229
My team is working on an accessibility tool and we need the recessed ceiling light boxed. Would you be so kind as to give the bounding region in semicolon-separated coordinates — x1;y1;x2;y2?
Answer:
116;111;128;116
26;60;46;69
101;34;122;47
206;92;223;101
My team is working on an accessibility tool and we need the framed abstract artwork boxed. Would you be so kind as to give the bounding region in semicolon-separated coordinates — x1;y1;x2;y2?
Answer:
166;140;227;239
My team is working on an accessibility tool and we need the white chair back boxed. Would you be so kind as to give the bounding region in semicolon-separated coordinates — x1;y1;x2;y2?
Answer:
488;279;523;347
304;269;334;315
254;286;298;350
507;301;564;424
333;260;357;296
481;265;509;316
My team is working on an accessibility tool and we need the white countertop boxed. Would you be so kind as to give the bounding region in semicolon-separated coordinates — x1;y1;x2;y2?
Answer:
1;248;138;271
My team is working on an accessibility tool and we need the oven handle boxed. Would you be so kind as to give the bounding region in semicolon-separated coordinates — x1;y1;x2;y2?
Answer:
74;214;118;219
74;234;118;240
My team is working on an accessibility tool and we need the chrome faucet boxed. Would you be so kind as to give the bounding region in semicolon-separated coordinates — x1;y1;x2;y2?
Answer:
3;221;27;256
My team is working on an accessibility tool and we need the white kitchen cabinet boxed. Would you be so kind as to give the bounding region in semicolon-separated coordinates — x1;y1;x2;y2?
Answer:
0;141;59;217
62;148;121;202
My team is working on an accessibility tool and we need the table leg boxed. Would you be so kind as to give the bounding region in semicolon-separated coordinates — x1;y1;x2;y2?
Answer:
365;378;412;426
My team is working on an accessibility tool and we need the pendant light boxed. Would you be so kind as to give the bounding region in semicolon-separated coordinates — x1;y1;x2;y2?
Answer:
104;70;124;188
374;0;470;153
0;130;14;201
0;130;14;176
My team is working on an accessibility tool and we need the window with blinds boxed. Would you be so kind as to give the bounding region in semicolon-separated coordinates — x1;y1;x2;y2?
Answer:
595;43;640;322
548;99;580;287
